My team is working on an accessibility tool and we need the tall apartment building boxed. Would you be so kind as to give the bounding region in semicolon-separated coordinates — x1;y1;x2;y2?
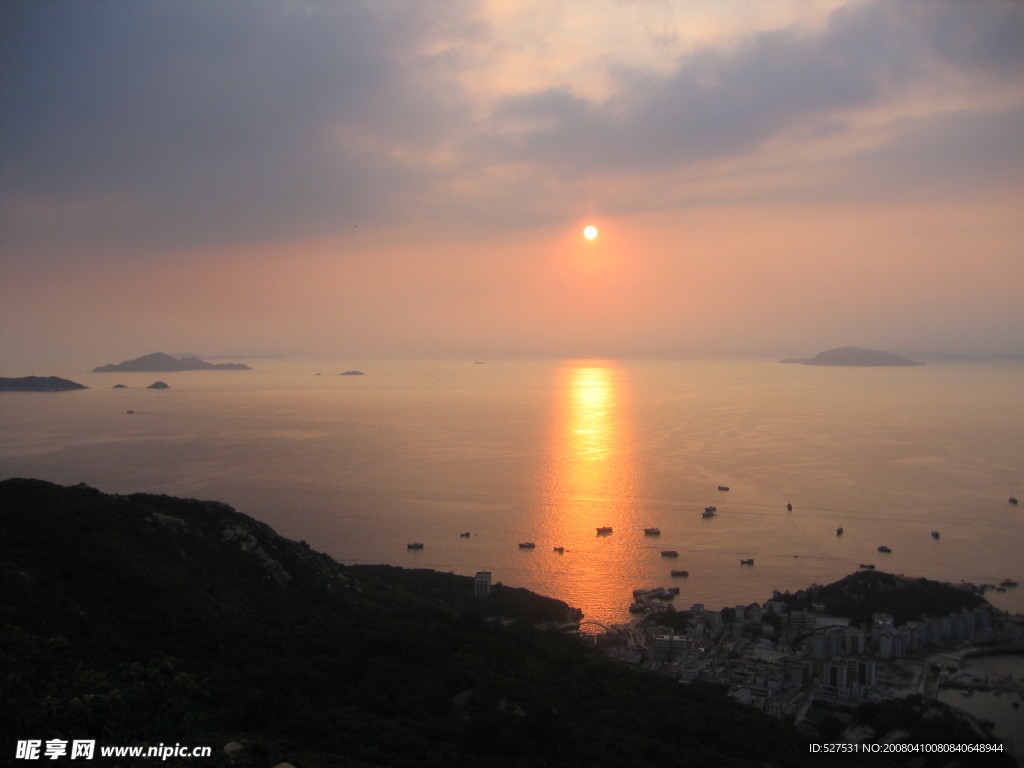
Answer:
474;571;491;599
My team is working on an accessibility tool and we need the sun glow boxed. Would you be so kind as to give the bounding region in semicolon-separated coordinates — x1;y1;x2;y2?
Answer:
530;362;644;630
583;225;598;240
542;364;634;516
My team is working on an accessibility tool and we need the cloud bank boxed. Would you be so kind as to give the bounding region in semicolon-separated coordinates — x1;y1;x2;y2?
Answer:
1;0;1022;361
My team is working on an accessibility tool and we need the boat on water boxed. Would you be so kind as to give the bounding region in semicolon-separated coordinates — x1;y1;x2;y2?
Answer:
670;569;689;577
407;542;424;549
878;545;892;553
836;527;844;535
519;542;536;549
931;530;940;539
633;586;679;600
859;563;875;570
1000;579;1018;588
553;546;564;554
702;507;717;518
1010;497;1018;505
629;602;646;614
661;550;679;558
704;505;717;513
459;531;471;538
596;526;613;535
786;503;792;511
718;486;729;491
740;558;754;565
643;527;661;536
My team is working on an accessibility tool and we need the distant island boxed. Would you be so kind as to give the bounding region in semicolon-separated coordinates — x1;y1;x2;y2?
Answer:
93;352;251;372
147;381;170;389
781;346;923;366
0;376;88;392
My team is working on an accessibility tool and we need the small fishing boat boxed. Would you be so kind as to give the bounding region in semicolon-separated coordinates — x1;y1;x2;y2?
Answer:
519;542;536;549
407;542;424;549
836;527;843;535
878;545;891;553
931;530;940;539
661;550;679;558
553;546;564;554
718;486;729;491
596;526;613;535
740;558;754;566
670;569;689;577
643;527;661;536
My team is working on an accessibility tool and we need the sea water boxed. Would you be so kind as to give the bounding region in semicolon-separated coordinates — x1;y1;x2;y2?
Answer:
936;653;1024;750
1;357;1022;629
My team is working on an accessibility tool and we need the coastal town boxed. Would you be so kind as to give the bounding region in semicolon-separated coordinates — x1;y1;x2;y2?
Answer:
583;571;1024;751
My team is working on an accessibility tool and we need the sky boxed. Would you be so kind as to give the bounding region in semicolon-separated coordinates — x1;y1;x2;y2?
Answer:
2;0;1023;367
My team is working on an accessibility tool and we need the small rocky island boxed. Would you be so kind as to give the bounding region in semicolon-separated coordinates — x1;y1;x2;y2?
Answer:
93;352;251;372
0;376;88;392
781;346;923;366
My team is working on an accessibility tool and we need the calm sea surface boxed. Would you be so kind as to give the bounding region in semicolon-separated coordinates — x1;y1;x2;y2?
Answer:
1;357;1022;628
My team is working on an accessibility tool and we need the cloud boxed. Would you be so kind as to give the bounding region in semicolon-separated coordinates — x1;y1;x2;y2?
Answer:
0;0;477;256
480;0;1024;182
1;0;1022;264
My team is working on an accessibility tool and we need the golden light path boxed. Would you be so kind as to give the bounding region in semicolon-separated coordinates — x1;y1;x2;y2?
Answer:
532;362;647;630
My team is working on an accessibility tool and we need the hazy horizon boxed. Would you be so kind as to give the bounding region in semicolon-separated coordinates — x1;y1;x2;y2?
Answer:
2;0;1023;370
8;347;1024;376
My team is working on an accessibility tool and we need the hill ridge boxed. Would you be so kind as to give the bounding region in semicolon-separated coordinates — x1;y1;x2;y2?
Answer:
1;478;831;767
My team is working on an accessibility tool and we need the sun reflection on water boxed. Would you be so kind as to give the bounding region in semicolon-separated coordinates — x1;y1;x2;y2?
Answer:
532;362;646;628
566;365;617;483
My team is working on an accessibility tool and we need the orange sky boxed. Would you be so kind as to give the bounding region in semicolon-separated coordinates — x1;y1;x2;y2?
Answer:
2;0;1023;368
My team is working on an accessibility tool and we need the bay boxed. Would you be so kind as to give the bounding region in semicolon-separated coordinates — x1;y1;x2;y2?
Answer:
1;357;1022;629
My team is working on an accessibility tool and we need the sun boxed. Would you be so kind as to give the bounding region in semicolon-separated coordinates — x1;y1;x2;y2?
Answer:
583;225;598;240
